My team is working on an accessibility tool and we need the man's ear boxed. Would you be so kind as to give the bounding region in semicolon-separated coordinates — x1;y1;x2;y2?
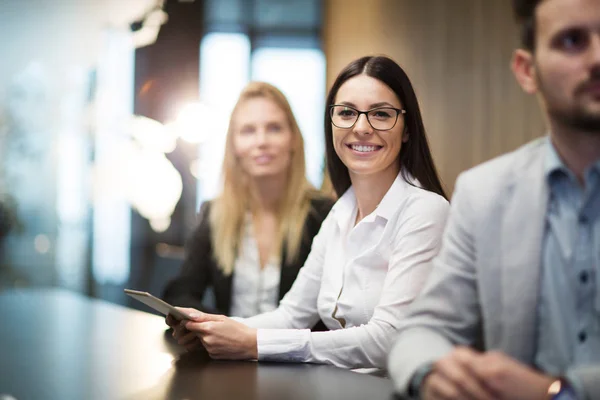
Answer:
511;49;538;94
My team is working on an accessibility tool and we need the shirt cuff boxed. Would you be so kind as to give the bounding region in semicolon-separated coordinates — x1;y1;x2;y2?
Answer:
407;362;434;399
257;328;311;362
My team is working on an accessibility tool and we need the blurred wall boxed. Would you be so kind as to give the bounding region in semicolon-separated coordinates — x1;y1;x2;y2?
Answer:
0;0;154;289
324;0;546;193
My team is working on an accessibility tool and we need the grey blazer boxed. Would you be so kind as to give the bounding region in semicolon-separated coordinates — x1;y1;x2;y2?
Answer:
388;137;600;398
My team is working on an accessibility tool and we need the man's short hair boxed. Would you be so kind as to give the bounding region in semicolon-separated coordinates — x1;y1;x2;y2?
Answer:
512;0;544;51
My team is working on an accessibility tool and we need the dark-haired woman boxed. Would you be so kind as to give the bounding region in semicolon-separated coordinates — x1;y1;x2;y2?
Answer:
167;55;449;370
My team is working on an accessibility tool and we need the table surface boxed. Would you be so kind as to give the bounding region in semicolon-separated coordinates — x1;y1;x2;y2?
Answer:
0;288;394;400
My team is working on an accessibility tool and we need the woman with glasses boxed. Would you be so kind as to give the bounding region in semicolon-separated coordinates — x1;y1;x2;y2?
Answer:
167;56;449;371
162;81;333;320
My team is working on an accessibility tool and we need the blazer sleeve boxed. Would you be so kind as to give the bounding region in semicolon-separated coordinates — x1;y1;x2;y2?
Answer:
388;174;482;395
161;202;219;313
302;197;335;252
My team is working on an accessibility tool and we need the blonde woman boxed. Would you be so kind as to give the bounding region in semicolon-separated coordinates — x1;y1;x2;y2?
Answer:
162;82;333;322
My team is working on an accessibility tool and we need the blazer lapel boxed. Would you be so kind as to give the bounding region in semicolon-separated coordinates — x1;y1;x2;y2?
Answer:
278;243;294;300
500;143;548;363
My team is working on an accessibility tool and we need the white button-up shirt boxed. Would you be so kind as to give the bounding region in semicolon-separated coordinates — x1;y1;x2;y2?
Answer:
230;215;281;318
240;172;449;369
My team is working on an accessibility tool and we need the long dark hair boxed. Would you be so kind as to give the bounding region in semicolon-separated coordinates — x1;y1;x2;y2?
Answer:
325;55;447;200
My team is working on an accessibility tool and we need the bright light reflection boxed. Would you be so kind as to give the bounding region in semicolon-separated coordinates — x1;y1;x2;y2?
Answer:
93;143;182;233
170;102;228;144
189;158;200;179
121;352;175;398
150;217;171;233
130;115;177;153
124;149;182;230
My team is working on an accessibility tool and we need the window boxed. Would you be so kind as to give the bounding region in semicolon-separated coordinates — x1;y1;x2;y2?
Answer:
197;0;325;205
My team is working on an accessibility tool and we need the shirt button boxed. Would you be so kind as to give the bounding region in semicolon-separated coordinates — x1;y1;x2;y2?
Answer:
580;271;589;284
578;331;587;343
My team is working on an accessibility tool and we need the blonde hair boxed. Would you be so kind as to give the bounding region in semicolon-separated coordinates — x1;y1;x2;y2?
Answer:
210;81;323;275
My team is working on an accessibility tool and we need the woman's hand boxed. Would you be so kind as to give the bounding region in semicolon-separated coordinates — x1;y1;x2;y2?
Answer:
183;313;258;360
166;309;204;352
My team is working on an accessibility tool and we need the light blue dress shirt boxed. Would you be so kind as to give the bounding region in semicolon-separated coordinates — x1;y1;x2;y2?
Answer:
536;140;600;398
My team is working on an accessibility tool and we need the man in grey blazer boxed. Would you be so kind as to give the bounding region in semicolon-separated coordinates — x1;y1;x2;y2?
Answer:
389;0;600;399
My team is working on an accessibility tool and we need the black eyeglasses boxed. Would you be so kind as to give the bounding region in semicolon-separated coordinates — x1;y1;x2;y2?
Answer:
329;104;406;131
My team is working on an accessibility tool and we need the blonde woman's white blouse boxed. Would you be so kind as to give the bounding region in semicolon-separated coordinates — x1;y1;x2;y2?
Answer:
239;172;449;369
230;215;281;318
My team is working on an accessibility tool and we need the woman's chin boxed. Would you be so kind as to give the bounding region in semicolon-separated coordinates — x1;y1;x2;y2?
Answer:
246;167;287;180
346;160;400;181
345;161;383;176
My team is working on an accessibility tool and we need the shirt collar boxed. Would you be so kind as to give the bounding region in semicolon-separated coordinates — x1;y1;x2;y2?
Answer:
377;172;420;221
330;171;419;226
545;135;600;185
545;137;567;178
545;136;576;186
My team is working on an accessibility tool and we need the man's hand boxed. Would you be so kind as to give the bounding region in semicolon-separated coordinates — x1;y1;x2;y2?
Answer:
469;351;554;400
422;347;555;400
422;347;496;400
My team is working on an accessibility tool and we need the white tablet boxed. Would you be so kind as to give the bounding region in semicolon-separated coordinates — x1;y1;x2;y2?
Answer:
124;289;194;320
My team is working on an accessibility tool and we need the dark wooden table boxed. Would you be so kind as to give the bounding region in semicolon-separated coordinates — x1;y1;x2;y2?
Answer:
0;288;394;400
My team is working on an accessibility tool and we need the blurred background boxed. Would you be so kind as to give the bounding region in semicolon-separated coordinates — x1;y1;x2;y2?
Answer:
0;0;545;310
